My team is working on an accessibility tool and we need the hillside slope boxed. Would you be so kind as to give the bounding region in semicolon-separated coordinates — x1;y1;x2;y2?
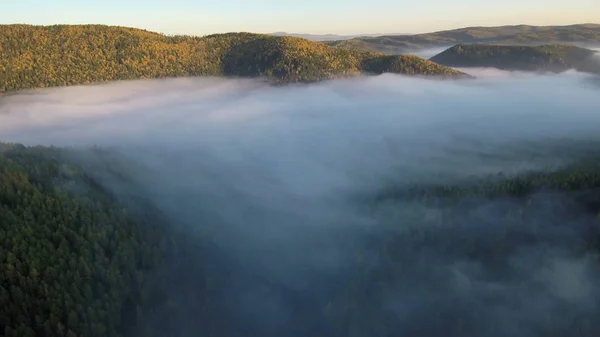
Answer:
0;143;231;337
429;44;600;73
2;141;600;336
0;25;466;92
0;144;169;337
325;24;600;54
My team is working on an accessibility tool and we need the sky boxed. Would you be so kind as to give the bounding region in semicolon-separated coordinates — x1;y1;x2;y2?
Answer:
2;0;600;35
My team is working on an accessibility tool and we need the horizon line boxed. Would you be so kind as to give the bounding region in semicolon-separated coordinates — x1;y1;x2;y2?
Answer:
1;22;599;38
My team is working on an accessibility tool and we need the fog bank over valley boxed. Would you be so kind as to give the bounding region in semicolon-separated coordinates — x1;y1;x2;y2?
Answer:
2;73;600;336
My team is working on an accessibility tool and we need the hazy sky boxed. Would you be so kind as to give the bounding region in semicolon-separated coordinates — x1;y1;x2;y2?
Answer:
3;0;599;35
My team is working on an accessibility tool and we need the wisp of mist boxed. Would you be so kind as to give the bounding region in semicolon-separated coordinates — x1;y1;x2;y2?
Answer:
1;71;600;336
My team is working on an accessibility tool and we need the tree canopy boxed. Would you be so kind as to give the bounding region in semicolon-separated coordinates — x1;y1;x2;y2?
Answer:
2;141;600;336
0;25;466;92
429;44;600;74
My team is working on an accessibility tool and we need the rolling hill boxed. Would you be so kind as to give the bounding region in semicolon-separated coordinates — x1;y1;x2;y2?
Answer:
429;44;600;74
324;24;600;54
0;24;466;92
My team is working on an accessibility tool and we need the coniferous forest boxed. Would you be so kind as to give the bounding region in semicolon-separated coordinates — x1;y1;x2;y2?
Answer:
2;140;600;336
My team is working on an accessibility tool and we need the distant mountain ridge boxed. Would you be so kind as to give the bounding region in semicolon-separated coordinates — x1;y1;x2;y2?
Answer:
270;32;406;41
0;24;468;92
324;24;600;54
429;44;600;74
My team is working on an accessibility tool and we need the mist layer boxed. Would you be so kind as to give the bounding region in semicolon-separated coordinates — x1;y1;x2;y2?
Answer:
1;73;600;336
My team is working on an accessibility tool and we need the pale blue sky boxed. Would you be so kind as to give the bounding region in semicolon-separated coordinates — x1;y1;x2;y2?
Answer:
3;0;599;35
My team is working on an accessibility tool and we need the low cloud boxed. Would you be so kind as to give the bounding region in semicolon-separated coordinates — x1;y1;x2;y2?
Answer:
1;73;600;336
408;46;453;59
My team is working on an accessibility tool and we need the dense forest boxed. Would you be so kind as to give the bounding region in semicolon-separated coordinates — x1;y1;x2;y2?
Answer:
0;141;219;337
429;44;600;73
0;143;172;337
0;24;467;92
0;143;232;337
2;140;600;336
324;24;600;54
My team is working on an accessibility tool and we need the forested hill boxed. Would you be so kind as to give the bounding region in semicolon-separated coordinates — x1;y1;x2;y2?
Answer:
0;24;466;92
3;141;600;336
429;44;600;74
0;144;166;337
324;24;600;54
0;143;228;337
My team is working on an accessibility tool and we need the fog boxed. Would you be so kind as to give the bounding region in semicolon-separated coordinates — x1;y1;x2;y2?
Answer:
2;73;600;336
409;46;452;59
